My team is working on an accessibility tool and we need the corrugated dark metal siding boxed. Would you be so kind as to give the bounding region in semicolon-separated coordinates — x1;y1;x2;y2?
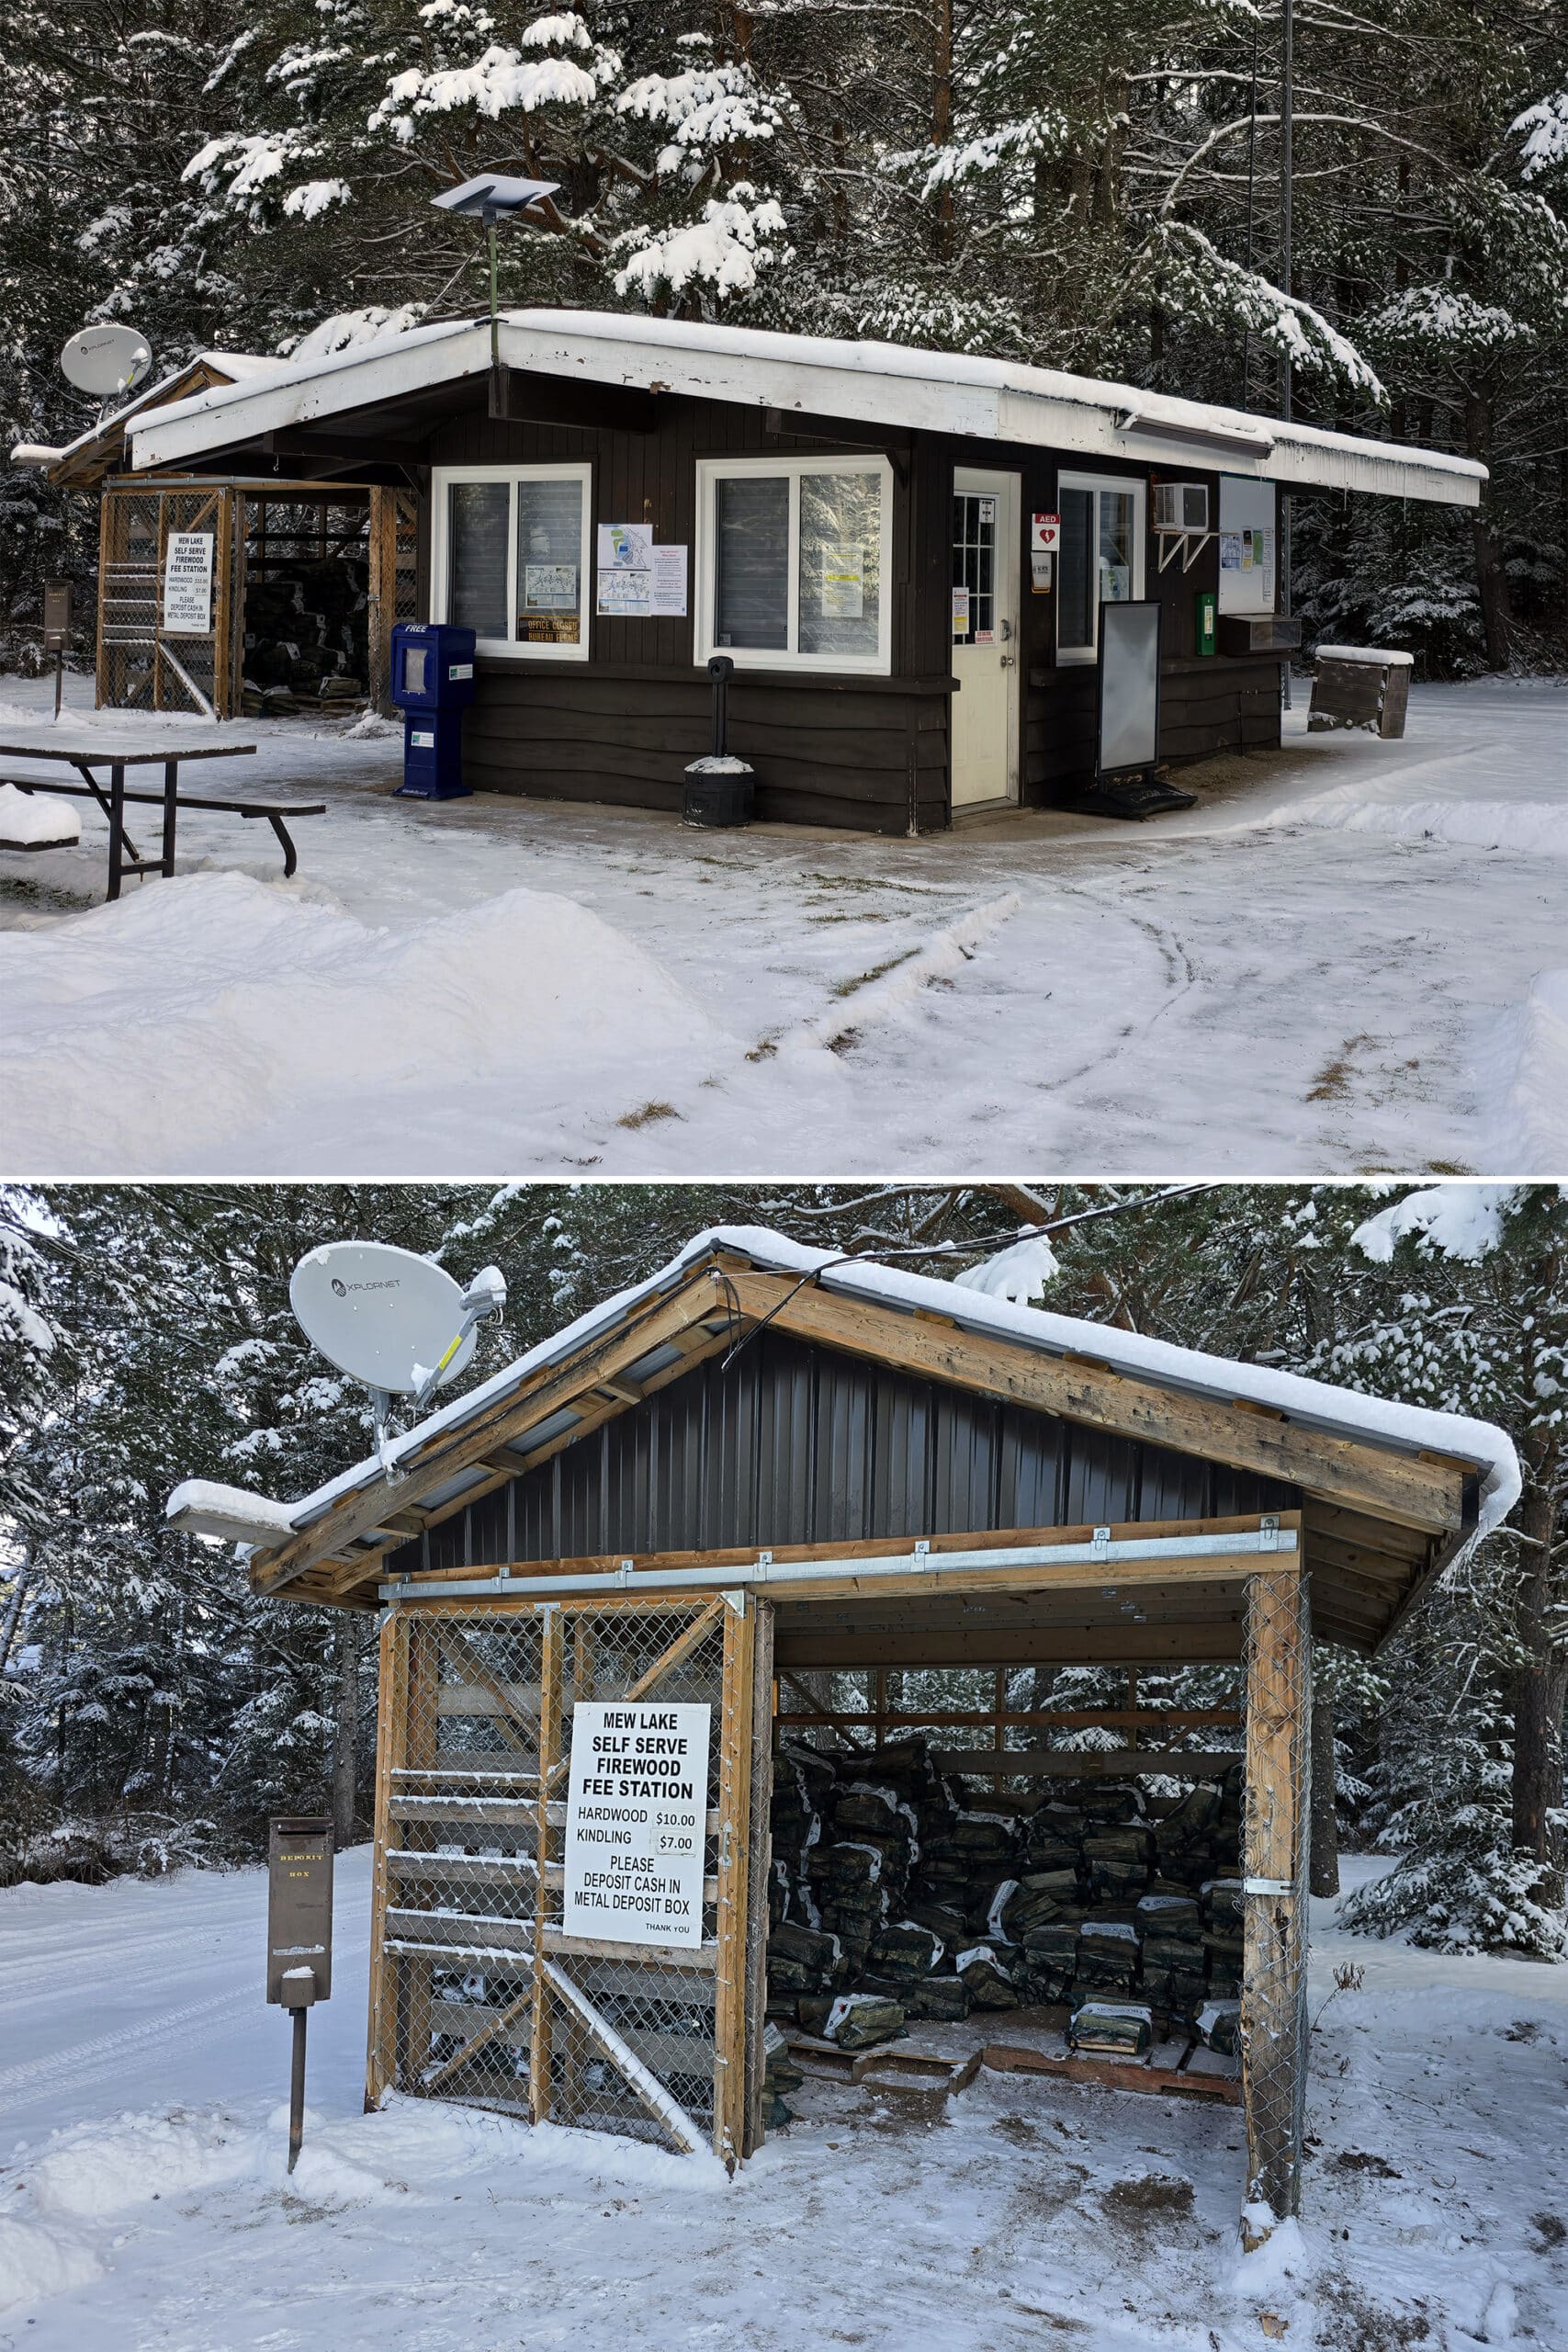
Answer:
391;1330;1296;1577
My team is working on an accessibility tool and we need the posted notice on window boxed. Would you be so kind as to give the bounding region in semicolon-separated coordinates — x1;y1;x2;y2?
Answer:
595;525;686;617
163;531;215;634
563;1700;711;1948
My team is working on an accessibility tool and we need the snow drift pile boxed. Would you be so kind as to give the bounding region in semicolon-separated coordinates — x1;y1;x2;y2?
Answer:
766;1736;1245;2053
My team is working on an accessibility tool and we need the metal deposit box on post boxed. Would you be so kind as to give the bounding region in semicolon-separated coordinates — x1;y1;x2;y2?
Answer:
267;1816;334;2004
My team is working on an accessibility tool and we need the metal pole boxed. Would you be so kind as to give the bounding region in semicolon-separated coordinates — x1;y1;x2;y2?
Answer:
487;209;500;374
53;649;63;722
288;2006;308;2174
1280;0;1294;712
1240;17;1261;409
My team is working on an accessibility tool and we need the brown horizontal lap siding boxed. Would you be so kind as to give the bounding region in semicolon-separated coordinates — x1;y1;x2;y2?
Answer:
1022;657;1280;797
425;390;945;833
465;663;944;832
389;1328;1298;1576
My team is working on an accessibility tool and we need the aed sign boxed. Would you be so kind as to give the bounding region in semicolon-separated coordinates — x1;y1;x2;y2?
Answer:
1031;511;1060;554
563;1701;711;1949
266;1815;334;2004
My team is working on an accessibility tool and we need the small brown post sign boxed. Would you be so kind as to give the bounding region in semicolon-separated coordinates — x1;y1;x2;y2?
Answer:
268;1816;333;2175
42;582;73;652
267;1815;334;2002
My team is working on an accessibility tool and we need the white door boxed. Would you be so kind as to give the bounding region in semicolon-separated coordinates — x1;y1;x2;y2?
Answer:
951;469;1020;808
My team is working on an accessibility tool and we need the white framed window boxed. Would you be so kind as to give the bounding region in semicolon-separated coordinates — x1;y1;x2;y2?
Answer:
1056;470;1147;662
430;461;592;661
694;453;895;674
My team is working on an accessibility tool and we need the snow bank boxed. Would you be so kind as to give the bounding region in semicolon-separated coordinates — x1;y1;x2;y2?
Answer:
0;2216;104;2314
27;2109;260;2220
1467;971;1568;1175
1289;786;1568;858
0;783;80;846
0;870;739;1176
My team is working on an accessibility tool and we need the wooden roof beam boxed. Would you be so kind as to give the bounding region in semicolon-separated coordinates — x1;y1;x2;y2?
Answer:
722;1272;1466;1535
249;1269;727;1595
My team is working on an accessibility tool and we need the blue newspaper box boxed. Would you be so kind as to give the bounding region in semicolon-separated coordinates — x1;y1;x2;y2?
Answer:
390;622;478;800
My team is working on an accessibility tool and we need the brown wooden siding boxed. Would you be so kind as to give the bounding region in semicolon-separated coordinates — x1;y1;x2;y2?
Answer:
423;390;948;832
420;391;1281;830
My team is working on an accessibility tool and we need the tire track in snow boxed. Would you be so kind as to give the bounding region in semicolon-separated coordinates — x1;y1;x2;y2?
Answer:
795;891;1022;1051
0;1985;254;2120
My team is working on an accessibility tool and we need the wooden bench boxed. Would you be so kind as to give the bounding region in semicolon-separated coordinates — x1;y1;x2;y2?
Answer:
0;739;324;900
1308;645;1413;739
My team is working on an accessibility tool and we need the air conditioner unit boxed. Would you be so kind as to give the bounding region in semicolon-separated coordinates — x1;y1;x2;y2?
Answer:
1152;482;1210;534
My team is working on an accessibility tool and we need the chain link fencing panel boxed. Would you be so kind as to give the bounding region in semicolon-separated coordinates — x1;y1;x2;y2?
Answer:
371;1598;730;2157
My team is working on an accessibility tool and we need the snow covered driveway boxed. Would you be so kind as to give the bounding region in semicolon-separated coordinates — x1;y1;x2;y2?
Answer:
1;1851;1565;2349
0;676;1562;1176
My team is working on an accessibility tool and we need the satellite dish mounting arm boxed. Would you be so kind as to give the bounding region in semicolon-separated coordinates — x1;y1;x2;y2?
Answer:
412;1266;507;1416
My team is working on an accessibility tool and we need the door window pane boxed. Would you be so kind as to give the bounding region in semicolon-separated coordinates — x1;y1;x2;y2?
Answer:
715;476;788;650
799;469;882;657
1057;487;1093;649
448;481;510;639
516;477;582;646
952;491;998;647
1099;491;1135;606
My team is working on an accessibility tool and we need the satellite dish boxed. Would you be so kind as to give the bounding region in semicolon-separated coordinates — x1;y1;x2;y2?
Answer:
61;323;152;398
291;1242;488;1396
290;1242;507;1476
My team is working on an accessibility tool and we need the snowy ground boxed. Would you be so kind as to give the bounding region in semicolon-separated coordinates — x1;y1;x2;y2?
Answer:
1;1849;1563;2350
0;673;1563;1178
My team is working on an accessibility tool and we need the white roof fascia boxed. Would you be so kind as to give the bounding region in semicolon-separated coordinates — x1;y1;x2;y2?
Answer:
128;310;1483;509
203;1224;1519;1556
129;319;489;471
33;350;284;471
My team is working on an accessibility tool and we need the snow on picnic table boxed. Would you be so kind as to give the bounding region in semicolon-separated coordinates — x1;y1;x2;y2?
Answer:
0;1849;1562;2348
0;673;1563;1178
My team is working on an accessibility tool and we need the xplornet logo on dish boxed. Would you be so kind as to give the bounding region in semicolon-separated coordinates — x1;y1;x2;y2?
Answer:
330;1277;400;1296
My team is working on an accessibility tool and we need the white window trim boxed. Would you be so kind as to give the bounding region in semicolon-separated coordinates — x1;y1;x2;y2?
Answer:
694;452;895;676
430;460;592;662
1056;469;1147;665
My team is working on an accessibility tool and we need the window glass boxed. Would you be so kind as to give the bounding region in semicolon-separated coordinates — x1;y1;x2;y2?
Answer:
516;477;582;646
715;475;789;650
448;481;510;639
1058;486;1094;649
799;469;882;657
1099;490;1135;606
951;492;998;647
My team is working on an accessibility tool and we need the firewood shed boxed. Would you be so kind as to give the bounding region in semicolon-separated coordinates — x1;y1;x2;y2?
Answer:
169;1228;1517;2232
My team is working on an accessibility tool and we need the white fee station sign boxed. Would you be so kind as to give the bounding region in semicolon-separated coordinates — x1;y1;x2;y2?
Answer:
563;1701;711;1948
162;531;215;634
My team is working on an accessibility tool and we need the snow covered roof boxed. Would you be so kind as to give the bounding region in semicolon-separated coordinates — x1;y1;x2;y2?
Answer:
125;311;1484;507
173;1226;1519;1578
12;350;284;486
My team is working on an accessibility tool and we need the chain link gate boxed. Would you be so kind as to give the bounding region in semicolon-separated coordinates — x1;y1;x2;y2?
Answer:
1240;1566;1311;2223
367;1592;756;2165
97;486;234;716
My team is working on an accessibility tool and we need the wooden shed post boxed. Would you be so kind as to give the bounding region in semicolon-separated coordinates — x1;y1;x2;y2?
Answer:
713;1591;755;2169
367;486;396;716
1240;1566;1312;2233
741;1597;774;2158
529;1601;562;2125
365;1605;408;2110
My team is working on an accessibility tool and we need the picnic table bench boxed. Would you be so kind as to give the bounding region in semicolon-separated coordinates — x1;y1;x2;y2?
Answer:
0;738;325;901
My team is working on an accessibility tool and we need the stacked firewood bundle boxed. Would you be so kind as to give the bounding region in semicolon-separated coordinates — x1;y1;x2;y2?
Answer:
765;1734;1245;2047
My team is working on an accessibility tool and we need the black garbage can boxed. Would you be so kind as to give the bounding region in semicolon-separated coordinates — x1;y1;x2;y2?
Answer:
683;656;754;826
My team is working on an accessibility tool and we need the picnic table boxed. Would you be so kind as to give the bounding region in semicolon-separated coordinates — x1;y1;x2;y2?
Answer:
0;736;325;901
